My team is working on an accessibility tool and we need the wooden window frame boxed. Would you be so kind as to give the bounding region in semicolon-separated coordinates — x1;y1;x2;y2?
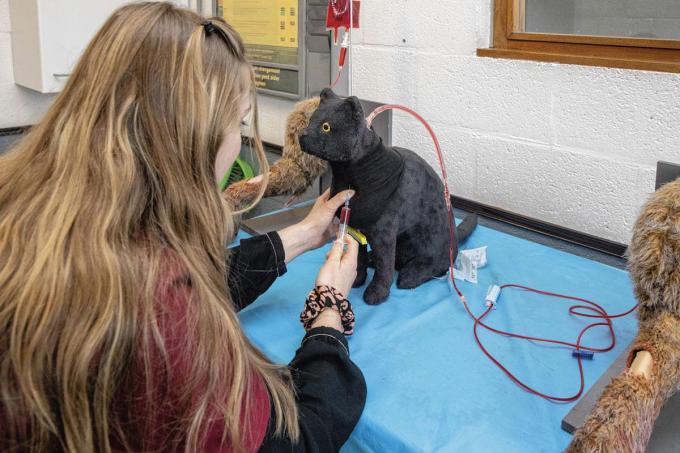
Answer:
478;0;680;73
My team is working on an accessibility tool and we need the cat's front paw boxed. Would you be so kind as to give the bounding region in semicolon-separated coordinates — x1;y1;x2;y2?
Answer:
363;282;390;305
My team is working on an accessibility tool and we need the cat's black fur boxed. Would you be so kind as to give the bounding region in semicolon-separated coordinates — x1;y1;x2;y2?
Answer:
300;89;477;305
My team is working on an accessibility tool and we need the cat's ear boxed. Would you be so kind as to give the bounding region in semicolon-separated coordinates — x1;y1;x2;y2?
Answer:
320;88;338;103
346;96;365;122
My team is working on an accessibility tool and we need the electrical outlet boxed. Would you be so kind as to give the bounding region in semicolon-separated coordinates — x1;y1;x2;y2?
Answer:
656;161;680;190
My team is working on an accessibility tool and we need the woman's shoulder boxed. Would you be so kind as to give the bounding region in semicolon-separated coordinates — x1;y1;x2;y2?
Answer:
152;249;196;345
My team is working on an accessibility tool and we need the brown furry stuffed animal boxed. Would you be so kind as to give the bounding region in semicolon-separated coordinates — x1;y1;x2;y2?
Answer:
567;177;680;453
224;97;327;210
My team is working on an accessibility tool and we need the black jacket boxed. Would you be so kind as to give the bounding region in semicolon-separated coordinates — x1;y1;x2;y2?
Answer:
228;232;367;453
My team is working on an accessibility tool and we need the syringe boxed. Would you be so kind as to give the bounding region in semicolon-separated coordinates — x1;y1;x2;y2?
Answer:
338;192;351;244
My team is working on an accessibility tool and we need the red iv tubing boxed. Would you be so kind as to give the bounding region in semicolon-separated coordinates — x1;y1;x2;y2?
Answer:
366;105;639;403
330;34;349;89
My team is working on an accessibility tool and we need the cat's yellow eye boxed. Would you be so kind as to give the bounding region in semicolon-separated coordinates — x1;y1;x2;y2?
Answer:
322;122;332;133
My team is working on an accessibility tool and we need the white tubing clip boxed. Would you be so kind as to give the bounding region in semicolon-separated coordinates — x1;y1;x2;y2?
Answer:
485;284;502;308
447;266;456;294
341;32;350;48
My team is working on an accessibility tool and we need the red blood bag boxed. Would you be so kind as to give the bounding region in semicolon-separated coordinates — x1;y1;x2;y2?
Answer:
326;0;361;44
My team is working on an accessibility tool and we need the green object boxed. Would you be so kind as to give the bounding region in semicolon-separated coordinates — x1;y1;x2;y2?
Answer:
219;157;254;191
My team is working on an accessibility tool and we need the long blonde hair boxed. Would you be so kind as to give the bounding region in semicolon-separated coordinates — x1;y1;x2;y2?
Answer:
0;3;298;452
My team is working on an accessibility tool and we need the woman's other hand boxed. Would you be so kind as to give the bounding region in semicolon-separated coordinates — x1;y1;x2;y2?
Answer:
302;189;355;250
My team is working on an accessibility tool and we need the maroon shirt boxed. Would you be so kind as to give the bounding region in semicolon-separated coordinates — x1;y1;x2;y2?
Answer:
111;252;271;452
1;233;367;451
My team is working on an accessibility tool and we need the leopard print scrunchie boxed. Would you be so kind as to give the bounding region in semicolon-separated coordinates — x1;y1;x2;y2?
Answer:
300;285;355;335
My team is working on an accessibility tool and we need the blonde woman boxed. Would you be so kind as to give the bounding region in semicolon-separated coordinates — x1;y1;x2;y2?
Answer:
0;2;366;452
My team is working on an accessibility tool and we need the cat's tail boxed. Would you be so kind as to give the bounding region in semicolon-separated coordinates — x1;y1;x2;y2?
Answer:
455;213;478;244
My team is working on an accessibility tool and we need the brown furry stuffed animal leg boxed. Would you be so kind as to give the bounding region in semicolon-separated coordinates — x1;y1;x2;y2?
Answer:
224;97;327;211
566;313;680;453
567;178;680;453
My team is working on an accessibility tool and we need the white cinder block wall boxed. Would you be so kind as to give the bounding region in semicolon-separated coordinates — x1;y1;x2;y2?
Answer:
257;95;296;146
350;0;680;244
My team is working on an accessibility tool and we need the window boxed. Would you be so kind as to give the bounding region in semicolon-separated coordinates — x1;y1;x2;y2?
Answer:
478;0;680;73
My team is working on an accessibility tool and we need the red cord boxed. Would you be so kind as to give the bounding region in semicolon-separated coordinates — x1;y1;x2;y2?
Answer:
330;49;348;89
330;64;344;89
367;105;461;295
466;285;638;402
367;106;639;403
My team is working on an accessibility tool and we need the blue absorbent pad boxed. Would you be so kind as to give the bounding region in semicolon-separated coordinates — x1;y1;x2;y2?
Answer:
236;223;638;453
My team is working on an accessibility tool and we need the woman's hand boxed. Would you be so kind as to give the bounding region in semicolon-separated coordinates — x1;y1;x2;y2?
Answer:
302;189;355;249
278;189;355;264
310;236;358;330
315;235;358;298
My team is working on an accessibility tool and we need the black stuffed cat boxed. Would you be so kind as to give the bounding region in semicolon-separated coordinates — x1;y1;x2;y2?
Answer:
300;89;477;305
